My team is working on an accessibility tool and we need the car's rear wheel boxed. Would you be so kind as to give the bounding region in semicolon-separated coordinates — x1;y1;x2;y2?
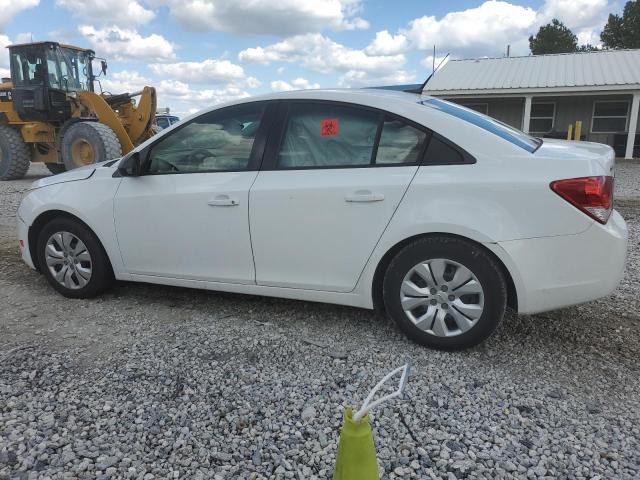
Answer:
383;236;507;350
36;218;114;298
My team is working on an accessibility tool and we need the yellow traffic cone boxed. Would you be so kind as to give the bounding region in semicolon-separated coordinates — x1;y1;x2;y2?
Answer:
333;407;379;480
332;364;410;480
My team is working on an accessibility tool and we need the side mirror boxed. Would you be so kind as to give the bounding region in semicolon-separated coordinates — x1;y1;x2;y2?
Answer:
101;60;108;76
117;152;141;177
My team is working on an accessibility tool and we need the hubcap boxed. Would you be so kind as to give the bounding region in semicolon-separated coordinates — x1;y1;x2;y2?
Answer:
45;232;92;289
70;139;95;167
400;258;484;337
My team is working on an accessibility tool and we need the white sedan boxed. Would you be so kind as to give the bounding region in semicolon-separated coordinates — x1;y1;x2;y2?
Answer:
16;89;628;350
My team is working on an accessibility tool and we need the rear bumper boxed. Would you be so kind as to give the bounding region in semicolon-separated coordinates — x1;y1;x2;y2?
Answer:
496;210;627;314
17;214;36;270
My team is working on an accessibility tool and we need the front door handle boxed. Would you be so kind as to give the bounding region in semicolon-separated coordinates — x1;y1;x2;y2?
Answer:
208;195;239;207
345;190;385;203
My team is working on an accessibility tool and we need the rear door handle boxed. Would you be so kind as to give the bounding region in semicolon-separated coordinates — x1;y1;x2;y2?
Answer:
345;190;385;203
208;195;239;207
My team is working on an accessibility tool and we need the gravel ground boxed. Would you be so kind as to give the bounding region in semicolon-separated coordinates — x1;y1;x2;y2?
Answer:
1;162;639;480
615;160;640;203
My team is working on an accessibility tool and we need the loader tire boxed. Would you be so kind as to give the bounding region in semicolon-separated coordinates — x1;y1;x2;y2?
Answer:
0;125;31;180
61;122;122;170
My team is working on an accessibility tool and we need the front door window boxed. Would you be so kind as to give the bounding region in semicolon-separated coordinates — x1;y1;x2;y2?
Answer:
147;103;264;174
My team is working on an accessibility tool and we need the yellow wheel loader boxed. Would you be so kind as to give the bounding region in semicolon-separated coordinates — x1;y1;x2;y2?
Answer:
0;41;157;180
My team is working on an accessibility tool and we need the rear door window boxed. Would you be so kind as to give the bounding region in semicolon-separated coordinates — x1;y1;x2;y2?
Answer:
275;103;428;169
277;103;379;168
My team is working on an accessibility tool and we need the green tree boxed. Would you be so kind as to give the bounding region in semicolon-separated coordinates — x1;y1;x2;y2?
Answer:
529;19;578;54
601;0;640;49
577;44;598;52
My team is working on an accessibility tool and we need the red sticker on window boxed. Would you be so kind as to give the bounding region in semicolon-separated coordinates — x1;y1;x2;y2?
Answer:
320;119;339;137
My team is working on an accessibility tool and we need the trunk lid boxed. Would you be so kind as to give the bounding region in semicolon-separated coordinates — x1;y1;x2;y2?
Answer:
534;139;615;176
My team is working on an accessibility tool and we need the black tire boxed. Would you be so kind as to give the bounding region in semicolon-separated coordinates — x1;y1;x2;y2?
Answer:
0;125;31;180
36;217;114;298
383;236;507;351
46;163;67;175
61;122;122;171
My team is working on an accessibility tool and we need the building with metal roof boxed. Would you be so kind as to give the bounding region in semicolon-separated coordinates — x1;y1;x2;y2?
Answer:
420;49;640;159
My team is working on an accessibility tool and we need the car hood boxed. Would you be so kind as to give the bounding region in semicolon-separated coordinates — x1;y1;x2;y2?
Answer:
30;160;115;189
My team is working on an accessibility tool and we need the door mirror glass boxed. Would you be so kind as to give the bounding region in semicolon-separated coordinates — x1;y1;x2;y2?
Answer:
118;152;141;177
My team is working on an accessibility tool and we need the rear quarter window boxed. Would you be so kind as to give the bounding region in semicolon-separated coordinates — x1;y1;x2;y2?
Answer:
423;136;464;165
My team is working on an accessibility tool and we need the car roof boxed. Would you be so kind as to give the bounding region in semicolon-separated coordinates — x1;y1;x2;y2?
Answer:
244;88;427;106
189;88;432;125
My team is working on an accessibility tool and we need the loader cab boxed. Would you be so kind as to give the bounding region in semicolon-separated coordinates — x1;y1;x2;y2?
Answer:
8;42;95;123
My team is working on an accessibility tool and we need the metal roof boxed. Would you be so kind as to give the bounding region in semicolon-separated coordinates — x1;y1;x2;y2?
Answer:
424;49;640;96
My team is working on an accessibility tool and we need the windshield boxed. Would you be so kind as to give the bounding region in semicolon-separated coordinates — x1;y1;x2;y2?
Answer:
420;98;542;153
47;47;93;92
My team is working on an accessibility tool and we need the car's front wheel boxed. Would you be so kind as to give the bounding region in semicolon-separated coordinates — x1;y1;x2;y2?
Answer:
383;236;507;350
36;218;114;298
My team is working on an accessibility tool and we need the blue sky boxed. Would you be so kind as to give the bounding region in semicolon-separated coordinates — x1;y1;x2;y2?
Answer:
0;0;624;115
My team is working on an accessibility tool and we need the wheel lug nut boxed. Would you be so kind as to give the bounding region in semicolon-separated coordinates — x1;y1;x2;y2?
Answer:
448;294;455;301
430;299;438;306
442;303;448;309
441;285;448;292
430;288;437;295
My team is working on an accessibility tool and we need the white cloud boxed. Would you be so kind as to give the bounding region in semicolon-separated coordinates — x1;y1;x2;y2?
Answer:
403;1;537;58
78;25;175;62
270;80;292;92
338;70;415;88
342;16;370;30
0;35;10;78
576;29;601;46
539;0;609;30
98;70;253;117
14;32;34;44
420;55;450;71
239;33;411;86
0;0;39;32
157;81;252;117
166;0;368;36
98;70;150;94
363;0;612;63
149;59;259;87
55;0;154;26
270;77;320;92
365;30;409;56
0;35;10;68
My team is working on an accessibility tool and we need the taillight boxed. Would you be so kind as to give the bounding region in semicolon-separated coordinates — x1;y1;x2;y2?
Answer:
550;176;613;224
